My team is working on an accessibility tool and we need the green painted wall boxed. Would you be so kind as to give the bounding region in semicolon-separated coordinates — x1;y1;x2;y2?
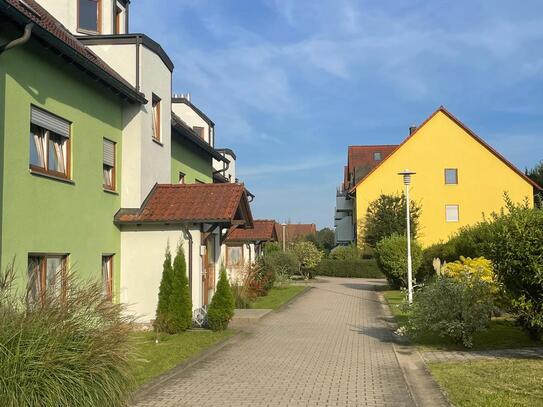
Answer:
0;30;123;296
171;135;213;184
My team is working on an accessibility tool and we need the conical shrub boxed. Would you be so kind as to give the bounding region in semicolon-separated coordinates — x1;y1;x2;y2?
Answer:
169;244;192;332
154;246;174;333
207;264;235;331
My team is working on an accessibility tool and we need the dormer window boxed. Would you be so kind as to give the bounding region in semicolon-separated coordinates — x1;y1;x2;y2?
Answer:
78;0;101;34
193;126;205;139
373;152;382;161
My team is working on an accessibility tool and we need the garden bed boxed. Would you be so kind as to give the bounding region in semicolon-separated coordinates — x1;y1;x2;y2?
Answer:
130;330;234;386
428;359;543;407
250;285;307;310
384;290;542;350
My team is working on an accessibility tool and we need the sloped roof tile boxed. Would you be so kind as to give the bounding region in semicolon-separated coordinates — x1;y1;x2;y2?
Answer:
227;220;278;242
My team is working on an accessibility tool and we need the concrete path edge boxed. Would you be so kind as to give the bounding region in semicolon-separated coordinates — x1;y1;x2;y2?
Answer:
376;291;451;407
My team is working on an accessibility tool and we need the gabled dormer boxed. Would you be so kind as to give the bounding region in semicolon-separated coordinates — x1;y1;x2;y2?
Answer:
34;0;130;35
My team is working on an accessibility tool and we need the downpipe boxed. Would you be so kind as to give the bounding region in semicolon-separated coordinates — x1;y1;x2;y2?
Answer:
0;23;33;55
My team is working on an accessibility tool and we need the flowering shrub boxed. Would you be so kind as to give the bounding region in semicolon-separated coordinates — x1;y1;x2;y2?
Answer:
442;256;498;292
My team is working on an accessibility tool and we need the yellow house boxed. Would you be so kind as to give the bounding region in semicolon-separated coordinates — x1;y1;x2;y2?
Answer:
350;106;540;247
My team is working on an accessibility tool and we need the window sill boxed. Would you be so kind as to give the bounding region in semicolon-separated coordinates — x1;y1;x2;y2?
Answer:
30;169;75;185
152;138;164;147
77;28;100;36
103;188;119;195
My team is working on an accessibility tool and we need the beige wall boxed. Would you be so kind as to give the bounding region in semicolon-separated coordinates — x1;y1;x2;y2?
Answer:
172;102;212;145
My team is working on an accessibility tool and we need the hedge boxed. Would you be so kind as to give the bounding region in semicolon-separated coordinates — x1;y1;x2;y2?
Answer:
315;259;384;278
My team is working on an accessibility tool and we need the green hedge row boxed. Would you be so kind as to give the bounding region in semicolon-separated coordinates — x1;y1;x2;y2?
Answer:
315;259;384;278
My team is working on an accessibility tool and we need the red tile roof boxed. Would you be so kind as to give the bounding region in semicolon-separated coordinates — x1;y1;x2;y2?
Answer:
274;223;317;245
1;0;145;103
227;220;278;242
115;183;254;226
345;145;397;189
349;106;542;192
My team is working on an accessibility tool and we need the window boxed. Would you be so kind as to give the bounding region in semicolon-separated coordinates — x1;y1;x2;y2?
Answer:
78;0;101;33
373;151;382;161
445;205;459;222
445;168;458;184
29;107;71;179
151;94;161;142
193;126;205;139
28;255;67;303
226;245;243;268
102;255;113;300
178;172;186;184
103;138;116;191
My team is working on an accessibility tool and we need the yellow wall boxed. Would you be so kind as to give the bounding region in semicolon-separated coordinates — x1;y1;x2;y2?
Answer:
355;110;533;247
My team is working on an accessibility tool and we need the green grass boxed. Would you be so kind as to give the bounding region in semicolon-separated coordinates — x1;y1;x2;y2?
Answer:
384;290;542;350
130;330;234;386
250;285;306;310
428;359;543;407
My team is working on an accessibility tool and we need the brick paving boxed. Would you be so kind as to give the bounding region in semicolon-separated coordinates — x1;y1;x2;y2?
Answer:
422;346;543;363
133;278;415;407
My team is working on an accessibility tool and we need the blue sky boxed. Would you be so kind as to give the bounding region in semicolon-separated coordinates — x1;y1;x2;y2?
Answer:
131;0;542;229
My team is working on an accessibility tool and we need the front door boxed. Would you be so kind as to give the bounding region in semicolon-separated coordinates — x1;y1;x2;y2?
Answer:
202;236;215;306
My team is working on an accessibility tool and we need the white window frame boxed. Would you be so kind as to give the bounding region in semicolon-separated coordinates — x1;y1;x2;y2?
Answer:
445;205;459;222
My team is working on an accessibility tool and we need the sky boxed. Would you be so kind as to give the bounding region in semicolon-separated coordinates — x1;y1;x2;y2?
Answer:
131;0;543;229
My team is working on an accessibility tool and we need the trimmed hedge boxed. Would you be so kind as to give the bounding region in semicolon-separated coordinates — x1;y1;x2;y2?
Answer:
315;259;384;278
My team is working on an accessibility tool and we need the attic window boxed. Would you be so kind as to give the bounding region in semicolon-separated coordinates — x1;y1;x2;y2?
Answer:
78;0;101;34
373;152;382;161
193;126;205;139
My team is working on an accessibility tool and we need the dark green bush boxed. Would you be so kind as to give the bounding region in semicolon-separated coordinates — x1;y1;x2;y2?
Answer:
169;245;192;332
261;250;300;276
375;233;423;289
264;241;281;255
207;265;235;331
0;264;135;407
483;200;543;339
315;259;383;278
408;275;494;348
420;241;459;281
329;245;362;261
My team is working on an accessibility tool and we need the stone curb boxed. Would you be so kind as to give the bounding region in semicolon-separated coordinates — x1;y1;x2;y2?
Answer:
376;291;451;407
130;330;247;404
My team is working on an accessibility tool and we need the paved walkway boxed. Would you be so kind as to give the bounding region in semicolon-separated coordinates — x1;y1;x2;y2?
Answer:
422;346;543;363
133;278;416;407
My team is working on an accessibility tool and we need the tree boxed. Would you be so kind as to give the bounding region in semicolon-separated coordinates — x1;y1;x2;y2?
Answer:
292;241;323;279
361;193;421;248
154;246;174;333
168;244;192;332
526;160;543;207
305;228;335;253
207;264;235;331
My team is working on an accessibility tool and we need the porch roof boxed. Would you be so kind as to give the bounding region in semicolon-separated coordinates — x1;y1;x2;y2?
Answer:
226;220;278;243
115;183;253;227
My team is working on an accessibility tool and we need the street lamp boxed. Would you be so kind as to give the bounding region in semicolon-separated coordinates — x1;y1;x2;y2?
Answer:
398;169;416;304
281;223;287;251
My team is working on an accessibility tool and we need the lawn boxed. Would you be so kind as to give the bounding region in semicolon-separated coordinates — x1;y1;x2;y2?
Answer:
130;329;234;386
428;359;543;407
251;285;307;310
384;290;542;350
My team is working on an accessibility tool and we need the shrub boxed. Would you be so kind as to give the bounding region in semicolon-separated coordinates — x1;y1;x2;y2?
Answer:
230;282;252;309
291;241;324;279
374;233;423;289
329;244;362;261
168;244;192;332
207;265;235;331
420;241;459;281
408;274;494;348
246;261;275;297
361;193;422;248
315;259;383;278
483;199;543;339
264;241;281;255
0;264;135;407
442;256;496;287
154;246;175;333
261;250;300;277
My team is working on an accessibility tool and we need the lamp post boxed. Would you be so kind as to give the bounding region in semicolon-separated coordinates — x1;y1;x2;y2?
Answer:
398;169;416;304
281;223;287;251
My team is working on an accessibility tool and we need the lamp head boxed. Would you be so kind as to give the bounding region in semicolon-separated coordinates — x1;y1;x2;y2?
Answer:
398;169;416;185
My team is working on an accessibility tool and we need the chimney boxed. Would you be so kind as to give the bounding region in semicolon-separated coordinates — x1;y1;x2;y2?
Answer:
409;125;417;135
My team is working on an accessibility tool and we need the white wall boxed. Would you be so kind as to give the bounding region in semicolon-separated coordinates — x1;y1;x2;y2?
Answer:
213;151;236;182
171;102;211;144
220;242;258;282
120;225;202;323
